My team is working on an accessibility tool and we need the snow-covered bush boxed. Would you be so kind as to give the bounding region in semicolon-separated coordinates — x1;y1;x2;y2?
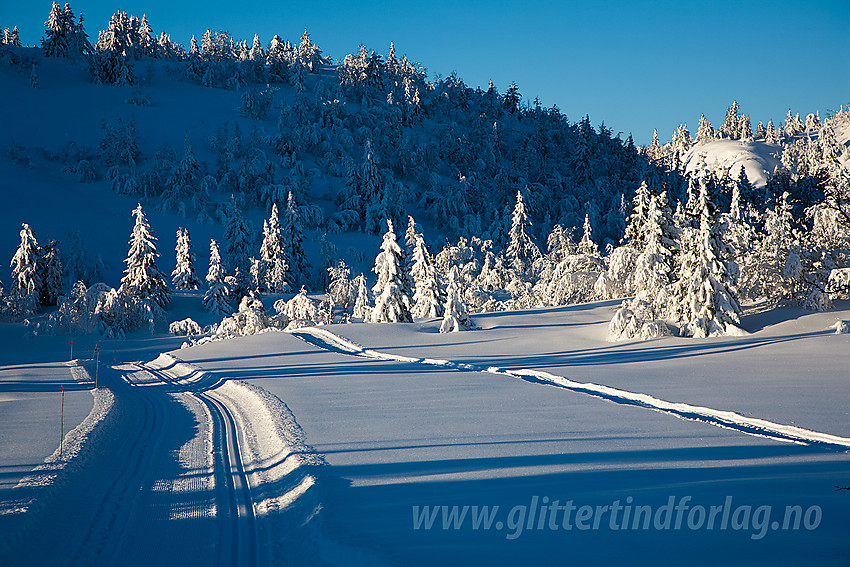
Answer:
169;318;202;337
214;293;276;338
46;281;162;337
608;299;671;341
274;287;318;326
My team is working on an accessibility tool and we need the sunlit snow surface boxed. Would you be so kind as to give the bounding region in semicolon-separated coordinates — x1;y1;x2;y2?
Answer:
170;301;850;566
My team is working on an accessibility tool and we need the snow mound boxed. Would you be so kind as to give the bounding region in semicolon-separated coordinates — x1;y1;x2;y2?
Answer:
832;320;850;334
683;139;782;187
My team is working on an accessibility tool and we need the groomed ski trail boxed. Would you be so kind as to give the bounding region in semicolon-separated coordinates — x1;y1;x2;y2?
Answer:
290;326;850;451
138;362;260;567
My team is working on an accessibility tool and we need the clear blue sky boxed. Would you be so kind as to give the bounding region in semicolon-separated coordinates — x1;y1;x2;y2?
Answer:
3;0;848;144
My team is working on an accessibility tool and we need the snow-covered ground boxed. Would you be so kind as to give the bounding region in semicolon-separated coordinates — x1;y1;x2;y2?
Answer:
1;299;848;565
165;301;850;566
2;33;850;567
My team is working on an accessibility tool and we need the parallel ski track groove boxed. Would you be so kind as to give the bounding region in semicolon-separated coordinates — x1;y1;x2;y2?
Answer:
65;366;171;566
140;363;259;567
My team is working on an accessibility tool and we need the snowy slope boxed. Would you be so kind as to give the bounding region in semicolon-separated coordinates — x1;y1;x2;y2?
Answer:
0;49;371;287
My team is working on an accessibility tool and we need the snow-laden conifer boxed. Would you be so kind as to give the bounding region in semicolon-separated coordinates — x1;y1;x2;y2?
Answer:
328;260;353;321
171;227;201;290
119;204;170;308
410;232;445;318
440;266;473;333
670;182;742;337
258;203;288;293
283;191;310;289
223;197;253;294
609;194;675;340
546;224;575;264
204;239;231;315
9;223;42;317
504;190;541;277
38;239;63;307
351;273;371;321
577;214;598;256
370;219;412;323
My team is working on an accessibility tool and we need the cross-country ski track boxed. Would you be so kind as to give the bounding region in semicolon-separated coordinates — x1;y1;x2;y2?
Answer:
289;326;850;450
3;307;850;566
3;359;265;567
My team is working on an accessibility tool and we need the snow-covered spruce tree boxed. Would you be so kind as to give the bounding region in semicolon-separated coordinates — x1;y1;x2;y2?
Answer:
351;273;371;321
720;100;740;140
696;114;715;144
623;181;652;247
670;182;742;338
738;191;801;303
297;29;324;72
410;232;445;318
359;141;388;233
370;219;412;323
546;224;576;264
609;194;675;340
258;203;289;293
90;47;135;86
42;2;79;58
38;239;63;307
402;215;419;297
328;260;353;321
171;227;201;290
204;239;232;315
283;191;310;290
9;223;43;318
223;197;253;295
577;214;599;256
119;204;171;309
504;190;541;279
440;266;473;333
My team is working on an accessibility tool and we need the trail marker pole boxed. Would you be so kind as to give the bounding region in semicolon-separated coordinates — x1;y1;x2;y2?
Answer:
95;344;100;390
70;341;73;361
60;385;65;460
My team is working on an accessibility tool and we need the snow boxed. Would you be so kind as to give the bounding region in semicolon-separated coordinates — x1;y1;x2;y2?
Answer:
1;30;849;566
683;139;783;187
1;289;849;564
166;302;850;565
